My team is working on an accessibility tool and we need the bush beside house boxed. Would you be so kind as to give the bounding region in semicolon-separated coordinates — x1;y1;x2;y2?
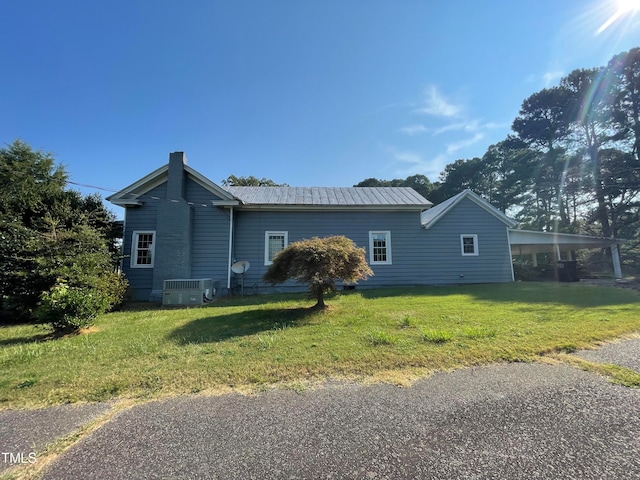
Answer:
0;140;126;333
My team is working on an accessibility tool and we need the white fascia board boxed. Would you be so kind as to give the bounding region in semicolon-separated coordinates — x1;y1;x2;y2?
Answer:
106;165;169;204
422;190;517;229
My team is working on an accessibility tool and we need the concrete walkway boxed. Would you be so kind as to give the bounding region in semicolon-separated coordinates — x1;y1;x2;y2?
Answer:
2;338;640;479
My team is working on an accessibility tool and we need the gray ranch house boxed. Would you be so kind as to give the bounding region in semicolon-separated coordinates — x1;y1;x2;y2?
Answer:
108;152;623;302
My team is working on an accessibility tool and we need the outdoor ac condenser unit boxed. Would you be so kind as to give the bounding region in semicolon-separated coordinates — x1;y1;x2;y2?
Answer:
162;279;215;306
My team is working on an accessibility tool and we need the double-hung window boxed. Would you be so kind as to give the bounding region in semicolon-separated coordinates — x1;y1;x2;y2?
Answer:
369;231;392;265
131;231;155;268
265;231;288;265
460;234;479;256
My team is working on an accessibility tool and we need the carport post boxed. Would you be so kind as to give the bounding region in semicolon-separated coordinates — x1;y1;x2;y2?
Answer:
611;244;622;279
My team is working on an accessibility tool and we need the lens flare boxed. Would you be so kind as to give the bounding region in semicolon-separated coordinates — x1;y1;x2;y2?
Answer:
618;0;640;12
597;0;640;34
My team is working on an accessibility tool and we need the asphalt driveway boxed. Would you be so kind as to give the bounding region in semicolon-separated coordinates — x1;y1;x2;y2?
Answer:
2;338;640;479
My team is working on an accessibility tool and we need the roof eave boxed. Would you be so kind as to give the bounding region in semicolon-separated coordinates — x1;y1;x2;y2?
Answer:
509;229;626;244
109;199;144;207
106;165;169;204
235;204;429;212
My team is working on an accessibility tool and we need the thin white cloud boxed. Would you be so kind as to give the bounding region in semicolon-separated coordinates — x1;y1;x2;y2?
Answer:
389;148;424;166
383;145;425;168
543;71;564;87
434;120;507;136
399;124;428;135
382;145;447;179
446;133;485;155
414;85;463;118
433;122;468;135
525;71;564;88
382;85;511;180
481;121;507;130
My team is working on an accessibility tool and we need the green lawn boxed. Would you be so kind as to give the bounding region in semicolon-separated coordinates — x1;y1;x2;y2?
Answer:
1;283;639;409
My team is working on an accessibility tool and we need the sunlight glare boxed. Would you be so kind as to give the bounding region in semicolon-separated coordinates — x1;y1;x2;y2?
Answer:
617;0;640;12
597;0;640;33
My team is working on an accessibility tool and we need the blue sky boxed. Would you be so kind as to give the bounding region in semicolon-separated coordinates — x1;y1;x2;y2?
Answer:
2;1;639;217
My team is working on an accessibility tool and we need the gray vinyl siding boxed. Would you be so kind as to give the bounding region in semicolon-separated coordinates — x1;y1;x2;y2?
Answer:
122;179;232;300
121;183;166;300
419;198;513;284
187;181;231;289
232;199;513;293
232;210;428;292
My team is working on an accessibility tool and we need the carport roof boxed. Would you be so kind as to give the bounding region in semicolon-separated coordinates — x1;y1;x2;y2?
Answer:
509;229;623;255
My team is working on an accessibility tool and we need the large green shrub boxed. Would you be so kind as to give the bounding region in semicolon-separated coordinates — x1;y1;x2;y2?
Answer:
93;271;129;311
38;272;128;334
38;283;108;334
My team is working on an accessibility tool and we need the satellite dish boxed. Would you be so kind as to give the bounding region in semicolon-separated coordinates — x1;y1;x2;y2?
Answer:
231;260;250;296
231;260;250;274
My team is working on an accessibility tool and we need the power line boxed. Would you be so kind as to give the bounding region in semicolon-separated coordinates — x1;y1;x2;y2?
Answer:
67;180;119;193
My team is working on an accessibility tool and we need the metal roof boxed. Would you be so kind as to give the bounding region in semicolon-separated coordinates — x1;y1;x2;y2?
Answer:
224;186;432;208
509;229;622;255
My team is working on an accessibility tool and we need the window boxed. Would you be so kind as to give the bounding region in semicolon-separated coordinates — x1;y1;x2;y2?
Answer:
131;231;155;268
461;234;478;256
265;231;288;265
369;231;392;265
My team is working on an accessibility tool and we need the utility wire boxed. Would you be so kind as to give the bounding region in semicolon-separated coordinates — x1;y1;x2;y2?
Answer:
67;180;119;192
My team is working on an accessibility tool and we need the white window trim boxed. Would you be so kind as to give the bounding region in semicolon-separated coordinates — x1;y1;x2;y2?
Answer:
369;231;392;265
460;234;479;256
265;231;288;265
131;230;156;268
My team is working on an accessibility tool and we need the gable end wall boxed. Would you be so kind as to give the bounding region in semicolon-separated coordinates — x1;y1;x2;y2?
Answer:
122;178;232;300
121;183;166;300
419;197;513;284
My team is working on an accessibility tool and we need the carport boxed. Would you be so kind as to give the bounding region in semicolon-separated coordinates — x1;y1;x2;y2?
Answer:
509;229;623;279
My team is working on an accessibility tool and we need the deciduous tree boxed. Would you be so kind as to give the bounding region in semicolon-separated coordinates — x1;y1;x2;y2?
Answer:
263;236;373;309
222;175;287;187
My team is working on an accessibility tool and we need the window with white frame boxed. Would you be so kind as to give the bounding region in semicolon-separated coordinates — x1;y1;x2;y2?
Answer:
369;231;392;265
265;231;288;265
131;231;155;268
460;234;478;256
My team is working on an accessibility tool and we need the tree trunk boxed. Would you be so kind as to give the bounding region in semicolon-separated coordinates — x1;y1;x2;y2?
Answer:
313;292;326;310
586;124;612;237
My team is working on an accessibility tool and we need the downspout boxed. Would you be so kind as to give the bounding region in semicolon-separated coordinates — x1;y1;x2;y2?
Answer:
227;207;234;291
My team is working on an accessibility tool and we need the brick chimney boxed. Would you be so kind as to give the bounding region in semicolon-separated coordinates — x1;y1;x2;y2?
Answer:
167;151;188;199
151;151;192;300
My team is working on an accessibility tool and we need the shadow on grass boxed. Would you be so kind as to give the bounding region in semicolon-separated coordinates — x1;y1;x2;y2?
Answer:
120;292;312;312
355;282;640;308
0;332;51;346
168;306;319;345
